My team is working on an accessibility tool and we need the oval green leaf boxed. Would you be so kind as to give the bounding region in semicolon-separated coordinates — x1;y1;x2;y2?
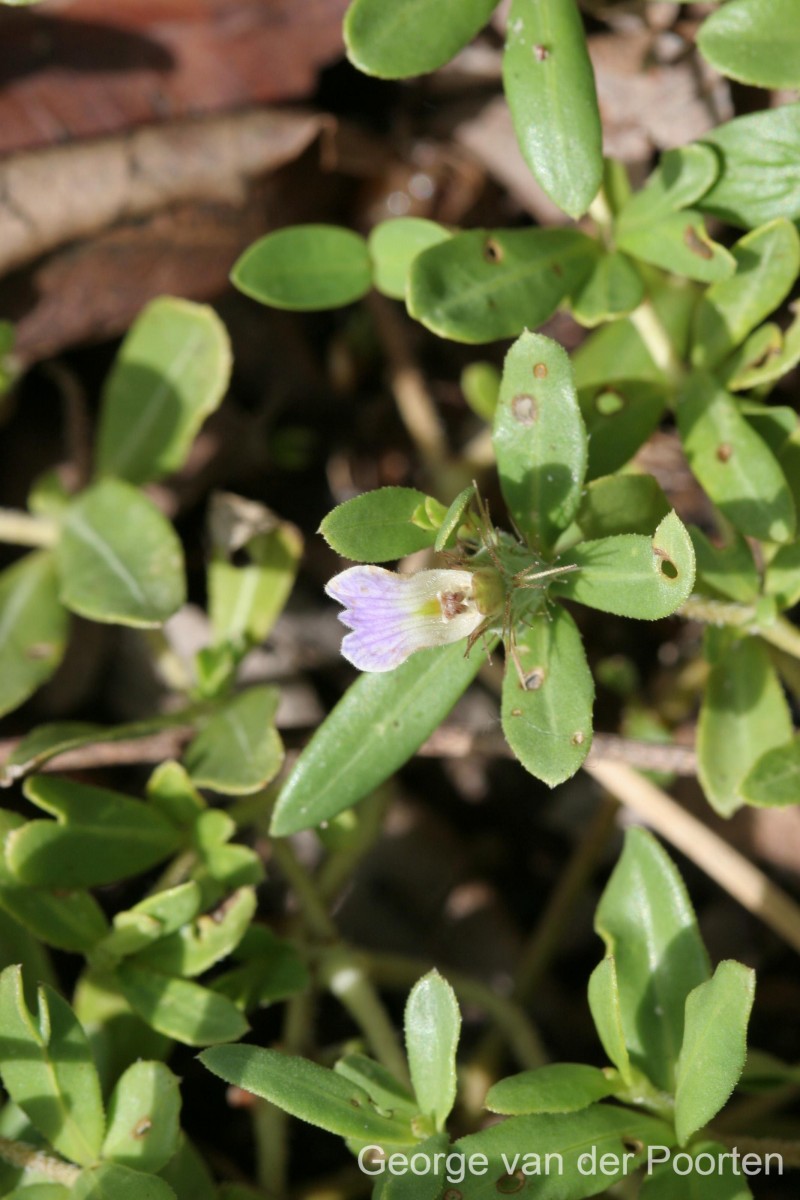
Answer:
320;487;439;562
553;511;695;620
369;219;450;299
587;957;632;1084
199;1044;414;1143
698;103;800;230
698;0;800;89
405;970;461;1130
408;228;597;343
184;687;284;796
486;1064;616;1116
503;0;602;218
115;963;248;1046
678;374;795;543
232;225;372;311
570;251;644;328
345;0;498;77
493;332;587;549
674;961;755;1145
102;1061;181;1172
0;552;68;718
594;828;710;1091
58;480;186;627
270;639;491;835
97;298;232;485
743;735;800;808
501;606;593;787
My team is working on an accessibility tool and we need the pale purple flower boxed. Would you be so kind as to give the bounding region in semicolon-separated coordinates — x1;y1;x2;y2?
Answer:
326;565;486;672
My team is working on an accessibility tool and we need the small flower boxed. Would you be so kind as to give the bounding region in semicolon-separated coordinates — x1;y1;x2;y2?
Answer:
326;565;489;672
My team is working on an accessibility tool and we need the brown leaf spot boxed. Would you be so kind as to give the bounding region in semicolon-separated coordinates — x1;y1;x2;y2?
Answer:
523;667;545;691
716;442;733;463
511;707;523;717
483;237;504;263
571;731;585;746
133;1117;152;1139
496;1171;526;1194
512;394;538;425
683;225;714;260
533;362;548;379
533;44;550;61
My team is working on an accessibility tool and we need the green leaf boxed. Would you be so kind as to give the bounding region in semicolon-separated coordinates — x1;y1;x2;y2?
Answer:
270;640;490;835
742;402;798;457
95;883;203;965
97;298;231;486
369;219;450;299
320;488;438;562
674;961;755;1144
376;1133;450;1200
115;962;249;1046
641;1141;754;1200
199;1045;414;1142
616;145;721;232
208;493;303;647
692;220;800;369
0;714;194;787
0;878;108;957
553;511;695;620
486;1064;617;1115
102;1061;181;1172
728;309;800;392
587;957;632;1084
697;0;800;88
616;211;735;285
184;687;284;795
58;480;185;627
501;607;593;787
699;633;794;816
408;228;597;343
765;542;800;610
594;829;710;1091
345;0;497;77
405;971;461;1130
335;1054;418;1121
698;103;800;230
0;965;105;1165
8;777;184;888
72;1164;177;1200
678;374;795;543
461;361;500;422
135;887;256;977
4;1187;71;1200
454;1106;675;1199
573;475;670;540
503;0;602;218
493;331;587;548
743;733;800;809
723;322;784;391
0;552;68;718
578;381;667;480
190;810;264;897
211;925;309;1010
570;251;644;328
232;225;372;311
158;1136;217;1200
689;528;759;604
434;486;476;552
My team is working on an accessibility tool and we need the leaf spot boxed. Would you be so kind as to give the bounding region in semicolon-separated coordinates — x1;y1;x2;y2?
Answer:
571;731;585;746
496;1171;526;1194
511;707;523;717
683;224;714;260
523;667;545;691
444;1191;463;1200
716;442;733;463
133;1117;152;1138
533;43;550;61
533;362;548;379
512;394;538;425
623;1138;643;1154
483;237;504;264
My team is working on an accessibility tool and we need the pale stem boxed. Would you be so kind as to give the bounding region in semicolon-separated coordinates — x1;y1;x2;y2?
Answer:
585;759;800;957
0;508;58;548
681;595;800;661
0;1136;80;1186
629;299;683;386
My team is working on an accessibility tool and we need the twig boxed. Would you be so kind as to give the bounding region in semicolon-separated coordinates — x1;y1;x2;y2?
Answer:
0;1137;79;1186
585;759;800;956
0;728;195;779
368;294;450;475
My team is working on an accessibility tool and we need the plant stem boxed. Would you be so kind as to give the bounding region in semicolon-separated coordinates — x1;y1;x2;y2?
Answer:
629;299;683;387
0;508;58;548
585;759;800;956
320;948;410;1086
0;1137;80;1185
681;595;800;661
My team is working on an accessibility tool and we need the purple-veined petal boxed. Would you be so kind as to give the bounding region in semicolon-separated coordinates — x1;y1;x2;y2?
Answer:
325;565;485;672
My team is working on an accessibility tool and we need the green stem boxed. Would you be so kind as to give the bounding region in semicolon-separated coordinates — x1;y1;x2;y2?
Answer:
681;595;800;660
0;1136;80;1185
629;299;683;387
0;508;58;548
320;947;410;1086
